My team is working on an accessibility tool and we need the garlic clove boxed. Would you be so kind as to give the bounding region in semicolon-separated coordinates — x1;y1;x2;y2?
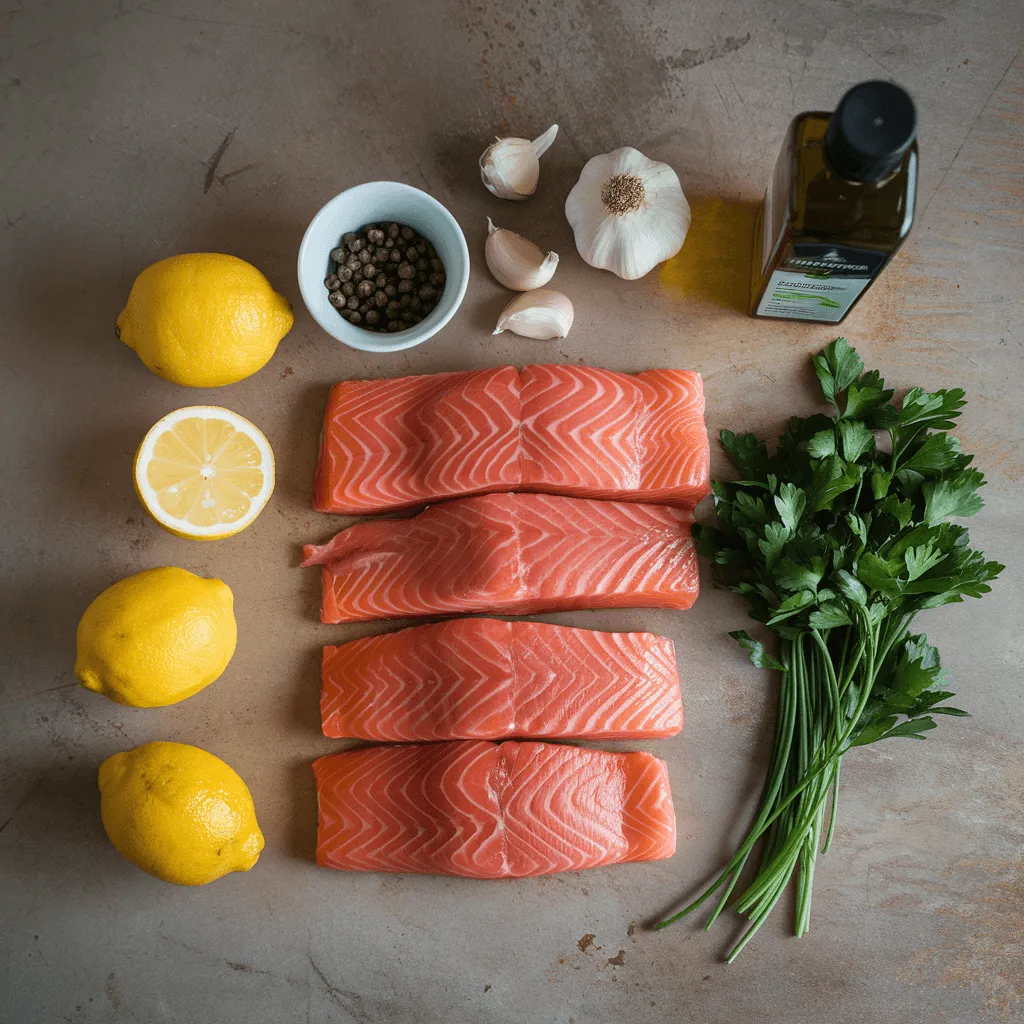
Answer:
493;288;573;340
565;146;690;280
485;218;559;291
479;124;559;201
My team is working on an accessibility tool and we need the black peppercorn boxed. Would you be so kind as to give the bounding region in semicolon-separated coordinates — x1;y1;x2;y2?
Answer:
326;221;444;331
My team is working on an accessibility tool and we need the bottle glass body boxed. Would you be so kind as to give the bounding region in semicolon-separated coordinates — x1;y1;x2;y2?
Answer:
750;112;917;323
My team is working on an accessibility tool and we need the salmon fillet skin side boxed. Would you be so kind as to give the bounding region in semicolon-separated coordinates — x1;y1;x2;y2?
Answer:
313;740;677;877
313;364;711;514
320;617;684;741
301;492;699;624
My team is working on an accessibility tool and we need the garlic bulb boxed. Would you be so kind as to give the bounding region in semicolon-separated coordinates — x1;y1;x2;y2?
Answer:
493;288;573;340
479;124;559;201
564;146;690;280
485;218;559;291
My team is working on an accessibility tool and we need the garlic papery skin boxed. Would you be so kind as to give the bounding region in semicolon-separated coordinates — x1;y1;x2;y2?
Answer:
564;146;690;280
493;288;574;340
485;218;559;291
480;124;559;201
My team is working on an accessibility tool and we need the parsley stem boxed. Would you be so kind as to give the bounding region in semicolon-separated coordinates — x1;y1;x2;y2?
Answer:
822;760;841;854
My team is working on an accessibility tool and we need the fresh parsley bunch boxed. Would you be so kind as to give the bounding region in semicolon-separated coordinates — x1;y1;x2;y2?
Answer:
656;338;1003;959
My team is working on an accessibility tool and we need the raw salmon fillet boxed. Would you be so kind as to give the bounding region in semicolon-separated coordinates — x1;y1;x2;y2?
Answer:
321;618;683;741
301;492;698;624
313;364;710;514
313;740;676;877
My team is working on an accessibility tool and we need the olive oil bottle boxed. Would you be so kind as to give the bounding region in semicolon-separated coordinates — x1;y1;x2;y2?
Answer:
751;80;917;323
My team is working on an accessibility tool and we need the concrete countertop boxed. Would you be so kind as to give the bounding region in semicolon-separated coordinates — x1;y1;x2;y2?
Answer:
1;2;1021;1022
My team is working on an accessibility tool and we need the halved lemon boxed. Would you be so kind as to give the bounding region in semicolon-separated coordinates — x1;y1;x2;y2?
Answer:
134;406;275;540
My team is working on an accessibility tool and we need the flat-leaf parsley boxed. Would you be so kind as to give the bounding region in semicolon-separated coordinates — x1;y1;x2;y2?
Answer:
655;339;1003;960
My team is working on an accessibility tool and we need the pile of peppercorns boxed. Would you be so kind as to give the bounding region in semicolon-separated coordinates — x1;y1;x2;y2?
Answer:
324;222;445;332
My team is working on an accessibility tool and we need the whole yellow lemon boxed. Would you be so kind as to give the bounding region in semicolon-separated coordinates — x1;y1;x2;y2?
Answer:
116;253;293;387
99;741;264;886
75;567;236;708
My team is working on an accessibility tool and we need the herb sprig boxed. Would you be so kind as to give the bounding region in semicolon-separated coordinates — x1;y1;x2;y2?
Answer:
655;338;1003;959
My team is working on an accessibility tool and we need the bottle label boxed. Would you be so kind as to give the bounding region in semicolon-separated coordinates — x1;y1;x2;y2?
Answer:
755;243;888;322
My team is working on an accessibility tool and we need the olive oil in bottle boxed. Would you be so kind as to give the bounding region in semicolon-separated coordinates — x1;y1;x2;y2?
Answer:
751;80;917;323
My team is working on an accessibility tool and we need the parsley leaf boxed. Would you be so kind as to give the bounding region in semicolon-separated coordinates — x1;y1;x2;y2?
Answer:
775;556;825;592
807;456;862;512
836;570;868;606
808;602;851;629
897;387;967;433
774;483;806;534
904;543;944;581
839;419;875;462
881;717;938;740
813;337;863;405
857;551;903;599
902;433;965;476
766;590;816;625
730;630;786;671
844;369;894;420
806;429;837;459
721;430;769;480
758;522;788;569
923;469;986;525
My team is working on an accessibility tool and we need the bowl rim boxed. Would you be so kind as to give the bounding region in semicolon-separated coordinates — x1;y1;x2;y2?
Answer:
297;181;470;354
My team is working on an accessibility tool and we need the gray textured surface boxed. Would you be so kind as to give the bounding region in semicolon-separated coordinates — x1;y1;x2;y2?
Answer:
1;2;1022;1022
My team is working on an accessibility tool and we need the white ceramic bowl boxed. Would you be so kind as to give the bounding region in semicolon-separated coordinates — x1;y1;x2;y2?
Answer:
297;182;470;353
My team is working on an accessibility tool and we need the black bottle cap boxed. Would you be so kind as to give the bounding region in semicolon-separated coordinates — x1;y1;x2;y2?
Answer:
824;80;917;182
